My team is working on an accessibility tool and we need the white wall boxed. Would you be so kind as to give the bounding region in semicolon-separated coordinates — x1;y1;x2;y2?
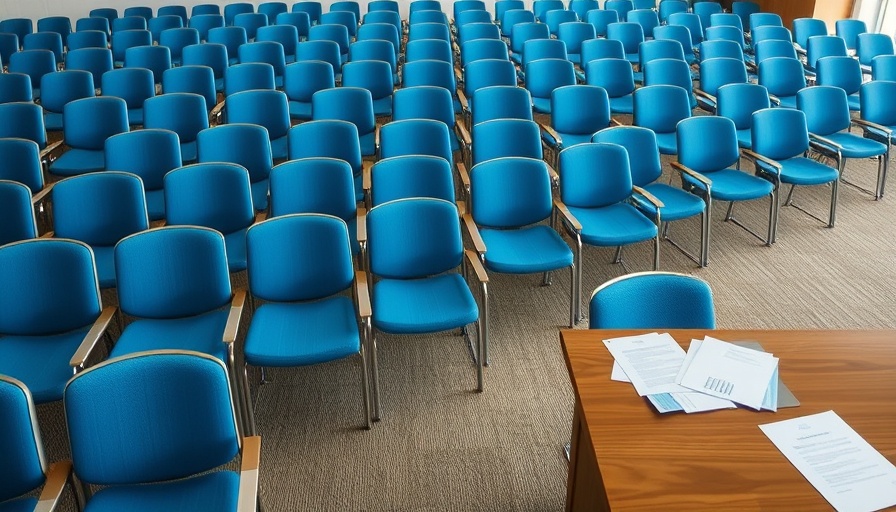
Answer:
0;0;528;24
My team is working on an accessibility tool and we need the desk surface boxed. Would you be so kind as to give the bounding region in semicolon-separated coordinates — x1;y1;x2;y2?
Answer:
561;329;896;511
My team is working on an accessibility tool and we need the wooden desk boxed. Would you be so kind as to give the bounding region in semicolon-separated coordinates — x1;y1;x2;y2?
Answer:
561;329;896;511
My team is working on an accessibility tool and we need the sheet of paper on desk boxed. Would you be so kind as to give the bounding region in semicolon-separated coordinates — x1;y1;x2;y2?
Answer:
675;337;778;410
759;410;896;512
603;332;690;396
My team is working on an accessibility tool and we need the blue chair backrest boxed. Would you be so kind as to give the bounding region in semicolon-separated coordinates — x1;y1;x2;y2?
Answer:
558;142;632;208
589;272;715;328
268;157;356;219
0;180;38;247
0;375;46;501
471;157;553;228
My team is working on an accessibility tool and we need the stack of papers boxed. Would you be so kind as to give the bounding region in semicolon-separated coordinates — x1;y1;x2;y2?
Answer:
604;333;780;414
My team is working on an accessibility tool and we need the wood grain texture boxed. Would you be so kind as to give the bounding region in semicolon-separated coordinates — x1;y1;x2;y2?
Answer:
562;329;896;511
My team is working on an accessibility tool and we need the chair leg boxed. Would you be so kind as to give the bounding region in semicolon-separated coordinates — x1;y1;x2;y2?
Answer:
542;270;552;286
241;364;258;436
613;245;623;264
367;320;382;422
358;334;372;430
829;177;839;228
879;149;890;198
575;234;583;324
480;281;490;368
568;263;576;328
701;204;711;267
653;233;660;270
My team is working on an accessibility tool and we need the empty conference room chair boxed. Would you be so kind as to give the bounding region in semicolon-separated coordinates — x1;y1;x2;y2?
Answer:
716;82;773;150
0;180;39;246
589;272;716;328
103;67;156;126
283;59;334;121
312;87;377;156
287;120;365;202
198;123;273;211
104;129;182;221
49;96;129;178
40;70;95;132
143;92;208;162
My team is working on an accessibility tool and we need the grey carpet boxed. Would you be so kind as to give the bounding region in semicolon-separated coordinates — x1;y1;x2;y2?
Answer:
36;151;896;512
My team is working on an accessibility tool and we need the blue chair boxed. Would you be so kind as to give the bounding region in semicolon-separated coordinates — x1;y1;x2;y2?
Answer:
164;163;257;272
607;22;645;64
63;350;261;511
805;34;848;74
65;30;108;51
224;1;255;26
50;96;129;178
148;14;184;44
857;80;896;197
114;17;147;33
753;38;799;65
392;85;466;154
465;156;576;327
716;82;772;150
208;26;248;65
0;180;38;246
159;26;200;66
556;143;660;313
0;73;33;105
75;16;110;36
189;13;226;41
509;21;550;65
872;54;896;81
569;0;599;20
460;38;510;69
0;138;50;202
162;65;219;116
158;5;189;25
109;29;151;67
293;1;323;25
643;57;698;111
0;374;72;511
357;22;400;62
545;9;578;37
585;9;619;39
541;85;614;165
0;103;60;177
198;124;273;211
470;119;544;168
104;66;157;126
234;12;269;41
64;48;113;90
793;17;827;53
276;12;311;41
628;8;660;39
22;32;63;65
257;24;299;63
268;157;359;252
633;84;692;156
797;86;887;200
557;21;596;65
309;21;350;63
89;7;119;25
460;58;517;123
815;55;863;111
586;58;636;115
593;126;708;266
283;59;334;121
238;40;286;87
363;198;488;418
668;12;705;46
401;59;461;113
746;106;840;240
312;87;377;157
259;1;289;20
225;89;290;161
143;92;209;163
341;60;394;116
468;85;532;126
835;18;866;53
658;0;688;24
192;3;222;16
408;21;452;43
524;58;577;114
105;129;182;221
408;9;450;26
326;4;360;37
694;57;749;113
674;116;776;254
757;56;805;109
368;155;456;208
295;40;343;80
224;62;276;97
50;172;149;289
287;119;364;202
7;49;55;99
589;271;715;328
0;238;115;403
38;16;72;47
856;32;894;71
123;6;153;20
39;69;95;132
0;18;31;46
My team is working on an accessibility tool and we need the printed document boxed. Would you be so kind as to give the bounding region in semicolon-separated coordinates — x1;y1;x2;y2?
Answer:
602;332;690;396
675;337;778;410
759;411;896;512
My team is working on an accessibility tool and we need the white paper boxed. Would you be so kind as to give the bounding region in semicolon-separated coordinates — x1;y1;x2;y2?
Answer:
760;411;896;512
603;333;690;396
610;361;631;383
669;391;737;413
676;338;779;410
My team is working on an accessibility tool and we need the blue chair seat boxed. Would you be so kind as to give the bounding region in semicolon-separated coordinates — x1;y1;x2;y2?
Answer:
85;470;238;512
181;141;198;163
93;246;116;288
0;326;91;403
110;309;230;361
271;135;288;160
639;183;706;221
251;179;270;211
735;128;752;149
778;157;840;186
532;97;551;114
480;225;573;273
44;112;64;131
568;203;657;246
146;190;165;221
244;296;360;366
609;96;634;115
288;100;313;120
126;108;144;126
373;273;478;334
685;168;774;201
372;97;392;117
223;229;249;272
655;132;677;155
825;133;887;158
50;149;105;177
0;497;36;512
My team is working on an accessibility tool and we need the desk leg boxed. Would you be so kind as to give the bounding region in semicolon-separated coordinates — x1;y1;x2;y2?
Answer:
566;398;611;512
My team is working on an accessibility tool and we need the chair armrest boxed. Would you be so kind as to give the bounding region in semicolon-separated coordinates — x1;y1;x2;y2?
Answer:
31;182;54;206
742;148;782;176
464;249;489;283
808;132;842;156
223;289;247;345
462;212;487;254
457;161;471;192
632;185;665;209
456;121;471;147
357;206;367;245
546;161;560;185
40;140;64;174
210;100;226;125
768;93;781;107
237;435;261;512
610;117;622;127
254;211;267;224
34;460;72;512
362;161;372;194
457;88;469;112
693;88;717;111
354;270;371;319
69;306;117;371
539;122;562;148
670;161;713;191
374;124;381;155
456;199;467;217
553;198;582;232
852;118;893;139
